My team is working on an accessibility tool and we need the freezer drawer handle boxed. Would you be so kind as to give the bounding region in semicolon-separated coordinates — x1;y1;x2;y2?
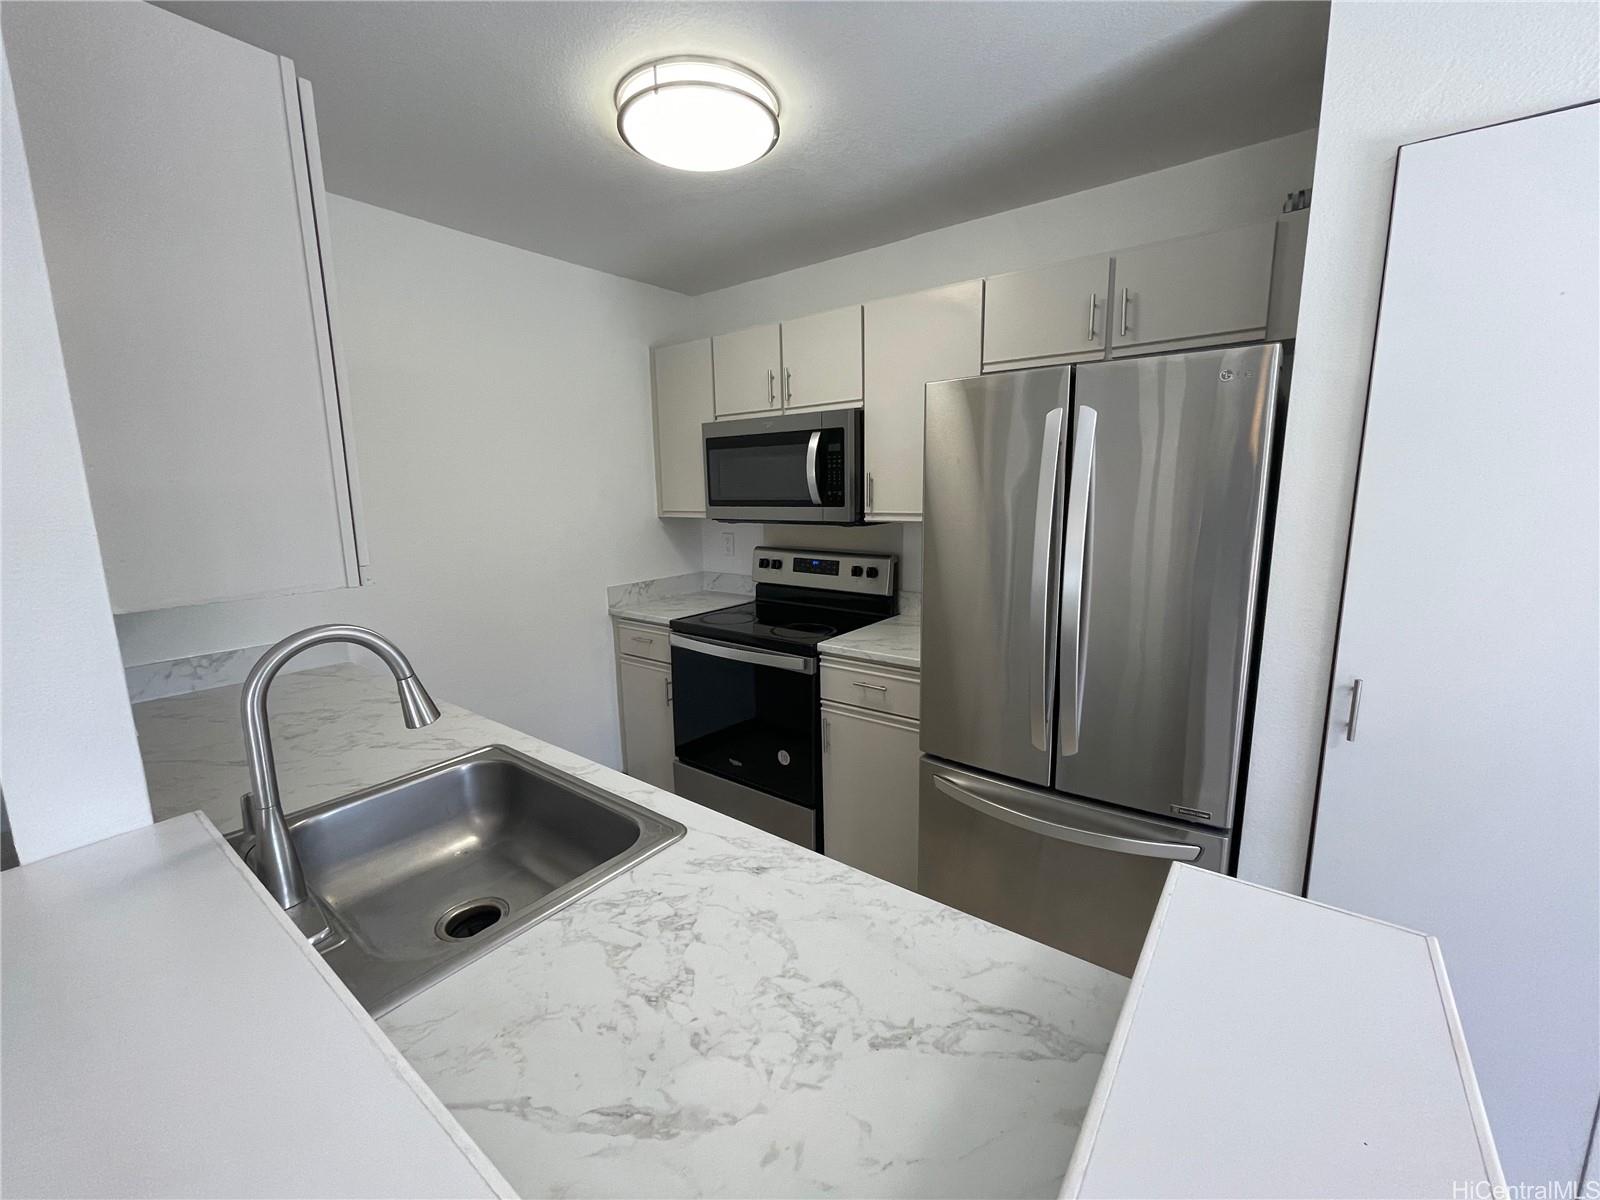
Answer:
1059;405;1097;756
932;775;1202;861
669;633;817;675
1029;407;1067;750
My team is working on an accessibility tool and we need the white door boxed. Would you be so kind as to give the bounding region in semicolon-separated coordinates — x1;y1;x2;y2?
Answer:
1307;104;1599;1188
780;305;862;410
863;281;981;519
5;2;360;612
651;338;713;516
711;324;780;417
822;705;920;890
618;657;675;791
1109;222;1274;355
982;255;1111;370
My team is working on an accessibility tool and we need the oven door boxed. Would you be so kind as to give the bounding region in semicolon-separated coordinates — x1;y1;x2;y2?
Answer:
703;409;861;523
669;633;819;806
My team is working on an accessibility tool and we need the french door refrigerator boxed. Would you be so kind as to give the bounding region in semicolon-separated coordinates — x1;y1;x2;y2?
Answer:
918;345;1281;975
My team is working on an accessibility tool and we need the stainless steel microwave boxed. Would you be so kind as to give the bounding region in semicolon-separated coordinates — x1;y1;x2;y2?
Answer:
703;408;864;524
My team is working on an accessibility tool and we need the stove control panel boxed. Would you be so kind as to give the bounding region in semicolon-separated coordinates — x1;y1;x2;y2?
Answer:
753;547;896;597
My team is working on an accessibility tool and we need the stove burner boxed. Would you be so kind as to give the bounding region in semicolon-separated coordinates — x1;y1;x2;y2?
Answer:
774;622;837;639
699;610;752;626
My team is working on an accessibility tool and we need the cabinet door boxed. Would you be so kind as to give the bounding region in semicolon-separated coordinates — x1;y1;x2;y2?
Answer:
712;324;781;416
982;255;1112;370
1110;222;1275;355
863;282;981;519
618;656;675;791
822;704;921;890
652;339;714;515
4;2;360;613
780;305;862;409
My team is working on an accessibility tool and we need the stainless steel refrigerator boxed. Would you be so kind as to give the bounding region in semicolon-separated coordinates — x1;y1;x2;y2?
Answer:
918;344;1282;975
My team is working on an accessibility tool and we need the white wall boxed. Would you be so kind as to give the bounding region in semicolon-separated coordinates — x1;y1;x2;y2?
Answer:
115;197;701;768
1240;1;1600;894
1;45;151;862
691;130;1317;332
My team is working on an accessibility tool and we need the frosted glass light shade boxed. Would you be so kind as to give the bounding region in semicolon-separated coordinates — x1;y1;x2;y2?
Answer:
615;58;779;172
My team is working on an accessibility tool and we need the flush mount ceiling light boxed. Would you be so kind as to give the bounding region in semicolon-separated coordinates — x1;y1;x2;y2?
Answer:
614;57;779;172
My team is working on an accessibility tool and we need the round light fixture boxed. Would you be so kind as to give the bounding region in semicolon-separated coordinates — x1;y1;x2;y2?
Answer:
614;57;779;172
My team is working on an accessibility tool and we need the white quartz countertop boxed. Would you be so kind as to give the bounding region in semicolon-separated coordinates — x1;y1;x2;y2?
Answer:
608;589;749;625
819;610;921;670
0;811;511;1200
132;664;1128;1198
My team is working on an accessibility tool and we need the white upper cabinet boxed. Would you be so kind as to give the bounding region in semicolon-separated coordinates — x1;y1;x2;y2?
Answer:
1109;221;1276;355
982;254;1113;370
863;281;981;519
711;323;781;416
651;338;714;516
5;1;363;613
779;305;863;410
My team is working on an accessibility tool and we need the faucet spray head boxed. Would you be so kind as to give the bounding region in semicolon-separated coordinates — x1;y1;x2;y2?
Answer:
396;675;442;729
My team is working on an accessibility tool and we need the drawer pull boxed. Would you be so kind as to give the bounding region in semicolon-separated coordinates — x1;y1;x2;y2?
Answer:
631;635;655;645
853;681;889;694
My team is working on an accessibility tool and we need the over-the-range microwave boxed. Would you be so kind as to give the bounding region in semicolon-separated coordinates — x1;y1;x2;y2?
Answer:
702;408;864;524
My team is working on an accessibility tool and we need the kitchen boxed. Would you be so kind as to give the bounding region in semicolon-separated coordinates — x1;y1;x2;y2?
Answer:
2;2;1597;1198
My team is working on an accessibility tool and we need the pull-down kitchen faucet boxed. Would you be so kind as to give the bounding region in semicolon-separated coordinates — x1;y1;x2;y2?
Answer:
241;625;439;922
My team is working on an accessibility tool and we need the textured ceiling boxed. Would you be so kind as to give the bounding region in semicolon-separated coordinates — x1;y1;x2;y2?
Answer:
159;1;1328;295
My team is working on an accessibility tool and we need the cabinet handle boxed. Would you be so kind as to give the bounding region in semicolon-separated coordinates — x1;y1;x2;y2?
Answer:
1345;679;1362;741
853;681;889;694
866;472;874;512
822;714;830;753
767;368;776;407
1119;287;1131;337
631;635;654;646
1087;294;1099;341
665;676;673;706
784;366;792;406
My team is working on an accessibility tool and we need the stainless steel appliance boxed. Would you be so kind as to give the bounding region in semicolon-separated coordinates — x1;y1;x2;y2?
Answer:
670;547;895;848
919;345;1283;975
703;409;864;524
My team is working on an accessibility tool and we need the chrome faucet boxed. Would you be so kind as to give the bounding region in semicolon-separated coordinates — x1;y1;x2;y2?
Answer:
242;625;440;916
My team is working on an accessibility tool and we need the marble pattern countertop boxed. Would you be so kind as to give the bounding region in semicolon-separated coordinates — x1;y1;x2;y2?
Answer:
609;589;750;626
133;664;1126;1198
819;610;921;671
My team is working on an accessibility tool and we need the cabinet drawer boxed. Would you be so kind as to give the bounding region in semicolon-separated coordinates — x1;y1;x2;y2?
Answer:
615;620;670;664
821;660;921;719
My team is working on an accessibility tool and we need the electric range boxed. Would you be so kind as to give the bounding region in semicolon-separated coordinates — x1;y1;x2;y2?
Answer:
668;546;897;850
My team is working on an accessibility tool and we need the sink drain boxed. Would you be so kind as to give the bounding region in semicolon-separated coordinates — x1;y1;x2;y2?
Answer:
435;897;510;942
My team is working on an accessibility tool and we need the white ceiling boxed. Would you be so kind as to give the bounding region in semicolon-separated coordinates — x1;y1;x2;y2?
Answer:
159;1;1328;295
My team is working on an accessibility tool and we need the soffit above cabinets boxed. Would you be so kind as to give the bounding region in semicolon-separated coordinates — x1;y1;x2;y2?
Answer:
156;0;1328;295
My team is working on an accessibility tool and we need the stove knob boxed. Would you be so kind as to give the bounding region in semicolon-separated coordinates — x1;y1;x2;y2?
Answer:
850;565;864;577
758;557;772;569
865;567;880;579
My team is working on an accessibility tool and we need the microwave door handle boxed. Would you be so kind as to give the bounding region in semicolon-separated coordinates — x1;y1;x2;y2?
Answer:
1059;405;1097;757
805;431;822;505
932;775;1201;861
1029;407;1067;751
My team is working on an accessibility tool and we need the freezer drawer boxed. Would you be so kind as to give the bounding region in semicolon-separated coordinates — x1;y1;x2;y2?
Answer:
918;757;1228;976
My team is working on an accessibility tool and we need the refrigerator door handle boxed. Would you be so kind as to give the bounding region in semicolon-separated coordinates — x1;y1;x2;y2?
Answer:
931;774;1201;861
1029;407;1067;750
1059;405;1097;756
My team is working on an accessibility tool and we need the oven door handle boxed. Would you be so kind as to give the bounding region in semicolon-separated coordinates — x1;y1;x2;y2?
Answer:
669;633;817;675
804;431;822;505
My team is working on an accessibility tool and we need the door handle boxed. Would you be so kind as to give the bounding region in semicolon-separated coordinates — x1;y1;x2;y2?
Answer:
804;431;822;505
1029;407;1067;751
865;472;874;513
664;676;673;706
1346;678;1363;741
767;368;776;407
669;632;817;675
1059;405;1096;756
784;366;792;406
1087;293;1099;342
1119;287;1131;337
932;775;1201;861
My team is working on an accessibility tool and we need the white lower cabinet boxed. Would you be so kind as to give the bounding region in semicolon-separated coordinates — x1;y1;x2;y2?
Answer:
821;665;922;890
617;652;675;791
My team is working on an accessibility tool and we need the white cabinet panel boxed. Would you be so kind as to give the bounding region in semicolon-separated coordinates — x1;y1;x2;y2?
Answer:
863;282;981;519
712;323;780;416
822;702;920;891
618;655;675;791
5;1;361;612
983;255;1111;369
780;305;862;410
1267;209;1310;342
1109;222;1274;354
651;338;713;515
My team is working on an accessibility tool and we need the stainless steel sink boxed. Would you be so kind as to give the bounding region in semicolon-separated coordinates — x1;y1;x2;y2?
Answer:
228;744;685;1014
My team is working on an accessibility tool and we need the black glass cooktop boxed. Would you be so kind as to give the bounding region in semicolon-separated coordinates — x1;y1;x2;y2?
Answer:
670;599;886;655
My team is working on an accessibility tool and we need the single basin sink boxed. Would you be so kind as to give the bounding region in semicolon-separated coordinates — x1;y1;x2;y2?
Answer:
229;744;685;1014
